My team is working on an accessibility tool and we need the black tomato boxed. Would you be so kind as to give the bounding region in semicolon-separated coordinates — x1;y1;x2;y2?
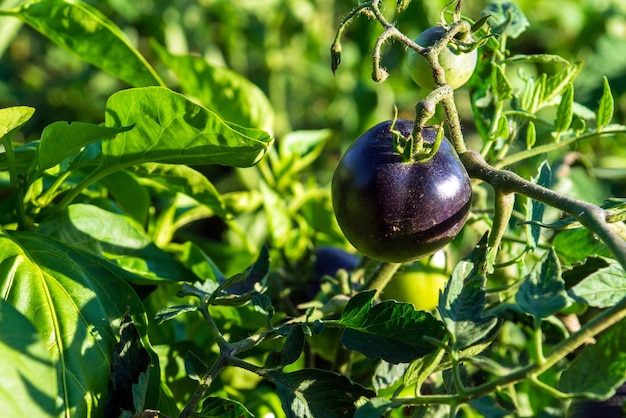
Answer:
331;119;472;263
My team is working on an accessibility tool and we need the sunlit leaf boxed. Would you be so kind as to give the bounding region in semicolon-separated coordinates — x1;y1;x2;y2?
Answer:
338;290;446;363
0;106;34;141
524;162;551;248
103;86;273;167
569;258;626;308
152;41;274;133
36;121;131;174
597;77;614;131
0;0;163;87
0;299;57;418
0;230;157;417
554;83;574;138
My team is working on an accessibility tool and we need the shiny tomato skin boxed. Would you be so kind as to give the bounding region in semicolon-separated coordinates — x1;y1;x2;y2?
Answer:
331;119;472;263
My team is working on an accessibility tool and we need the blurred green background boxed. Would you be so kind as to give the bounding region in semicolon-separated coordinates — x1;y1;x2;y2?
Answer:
2;0;626;146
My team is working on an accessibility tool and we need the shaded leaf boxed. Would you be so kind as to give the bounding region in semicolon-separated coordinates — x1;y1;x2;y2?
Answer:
103;86;273;167
559;320;626;398
37;203;192;283
0;0;163;87
185;350;208;382
152;41;274;133
524;162;551;248
354;397;396;418
266;368;375;418
197;397;253;418
516;249;568;323
482;2;529;39
130;163;229;218
104;314;152;417
439;241;500;349
265;324;307;370
0;299;57;418
491;64;512;101
338;290;446;363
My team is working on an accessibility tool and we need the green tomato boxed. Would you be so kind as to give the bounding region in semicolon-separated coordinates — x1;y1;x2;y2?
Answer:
407;26;477;90
381;269;448;311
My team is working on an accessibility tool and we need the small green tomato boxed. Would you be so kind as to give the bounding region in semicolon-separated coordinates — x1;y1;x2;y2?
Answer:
407;26;477;90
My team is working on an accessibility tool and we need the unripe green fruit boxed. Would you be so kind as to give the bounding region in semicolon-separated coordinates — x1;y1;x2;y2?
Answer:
407;26;477;90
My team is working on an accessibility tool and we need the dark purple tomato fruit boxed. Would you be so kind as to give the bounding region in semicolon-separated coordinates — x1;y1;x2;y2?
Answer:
314;246;361;279
331;119;472;263
567;384;626;418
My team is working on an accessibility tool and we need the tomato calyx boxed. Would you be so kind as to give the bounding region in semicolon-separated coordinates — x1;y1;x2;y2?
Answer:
389;110;446;163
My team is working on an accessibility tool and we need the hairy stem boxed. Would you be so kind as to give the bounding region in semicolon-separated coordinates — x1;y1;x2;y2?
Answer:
460;150;626;271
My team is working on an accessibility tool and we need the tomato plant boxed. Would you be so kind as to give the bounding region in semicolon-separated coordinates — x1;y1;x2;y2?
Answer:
2;0;626;418
331;119;472;263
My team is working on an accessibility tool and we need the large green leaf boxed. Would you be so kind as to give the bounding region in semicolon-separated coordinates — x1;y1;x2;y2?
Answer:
338;290;446;363
103;86;273;167
36;121;131;174
152;41;274;133
0;0;163;87
0;230;158;417
0;299;57;418
36;203;193;283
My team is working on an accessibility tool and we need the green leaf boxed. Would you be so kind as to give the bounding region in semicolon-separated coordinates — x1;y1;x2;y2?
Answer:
543;61;583;105
0;141;38;172
266;368;375;418
103;86;273;167
185;350;209;382
554;83;574;137
0;299;57;418
0;106;34;141
276;129;333;178
153;305;198;325
0;0;163;87
559;320;626;398
105;314;152;416
198;397;253;418
515;249;568;323
152;41;274;133
569;258;626;308
439;242;500;349
482;2;529;39
597;77;614;131
129;163;229;218
37;203;192;283
265;324;307;370
491;64;512;101
355;397;397;418
338;290;446;363
36;121;131;174
524;162;551;249
99;170;151;225
553;228;613;265
0;230;158;417
525;121;536;149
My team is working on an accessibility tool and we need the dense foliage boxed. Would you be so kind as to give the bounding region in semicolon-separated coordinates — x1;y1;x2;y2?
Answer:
2;0;626;417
